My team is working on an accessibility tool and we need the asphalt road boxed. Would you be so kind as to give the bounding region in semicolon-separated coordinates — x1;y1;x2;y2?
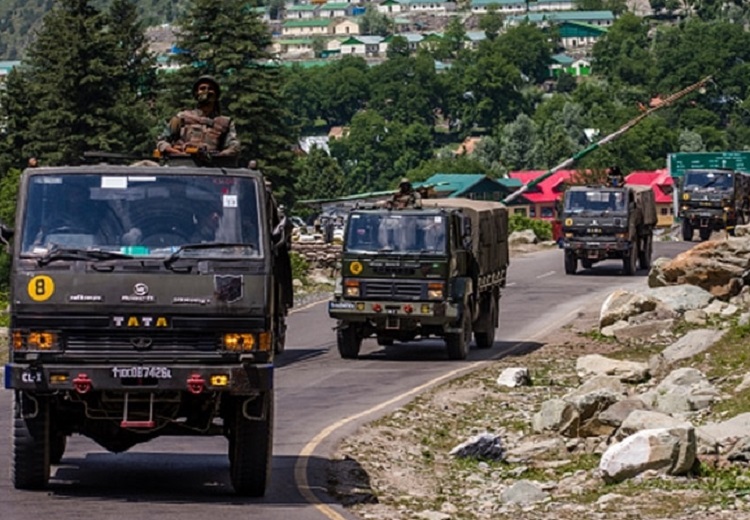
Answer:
2;241;693;520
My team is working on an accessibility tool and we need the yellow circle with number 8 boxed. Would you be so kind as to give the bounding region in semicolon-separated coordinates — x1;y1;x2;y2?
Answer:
349;261;363;275
27;275;55;301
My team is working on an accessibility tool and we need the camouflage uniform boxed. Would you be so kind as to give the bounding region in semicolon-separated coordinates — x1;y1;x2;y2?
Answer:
157;108;240;156
391;179;422;209
157;76;240;157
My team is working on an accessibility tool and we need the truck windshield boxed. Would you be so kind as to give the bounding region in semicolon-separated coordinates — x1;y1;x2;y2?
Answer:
683;170;733;190
345;212;447;254
19;173;262;259
564;189;626;215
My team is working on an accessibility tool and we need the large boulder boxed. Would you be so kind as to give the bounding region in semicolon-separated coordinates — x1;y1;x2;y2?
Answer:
647;237;750;300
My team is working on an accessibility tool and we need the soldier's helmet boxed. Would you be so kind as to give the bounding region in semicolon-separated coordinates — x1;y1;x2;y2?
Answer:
192;75;221;100
399;177;411;188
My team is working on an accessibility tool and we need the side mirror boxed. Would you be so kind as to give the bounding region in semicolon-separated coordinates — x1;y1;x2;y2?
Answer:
0;221;13;247
271;215;289;252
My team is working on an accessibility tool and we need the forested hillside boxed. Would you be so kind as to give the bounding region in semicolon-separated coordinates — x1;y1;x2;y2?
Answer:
0;0;184;59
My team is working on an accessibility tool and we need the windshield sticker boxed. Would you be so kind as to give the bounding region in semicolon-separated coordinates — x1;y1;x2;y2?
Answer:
27;275;54;301
223;194;238;208
101;177;128;189
214;275;243;303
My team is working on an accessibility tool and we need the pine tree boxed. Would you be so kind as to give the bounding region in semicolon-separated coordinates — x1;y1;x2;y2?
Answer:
0;0;157;166
165;0;299;206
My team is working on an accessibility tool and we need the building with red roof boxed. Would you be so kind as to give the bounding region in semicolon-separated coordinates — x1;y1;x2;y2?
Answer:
625;169;674;227
508;169;577;220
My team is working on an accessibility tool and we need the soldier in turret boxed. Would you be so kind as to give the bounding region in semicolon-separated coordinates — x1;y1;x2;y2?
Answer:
157;75;241;161
390;178;422;209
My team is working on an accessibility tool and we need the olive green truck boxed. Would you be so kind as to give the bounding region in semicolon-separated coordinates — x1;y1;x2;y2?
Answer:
561;184;657;275
1;161;292;496
328;198;509;360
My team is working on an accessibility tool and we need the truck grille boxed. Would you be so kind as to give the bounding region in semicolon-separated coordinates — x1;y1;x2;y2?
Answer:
362;281;424;300
63;332;221;362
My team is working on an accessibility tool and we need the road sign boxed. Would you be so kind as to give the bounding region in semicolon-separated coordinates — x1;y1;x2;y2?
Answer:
668;152;750;178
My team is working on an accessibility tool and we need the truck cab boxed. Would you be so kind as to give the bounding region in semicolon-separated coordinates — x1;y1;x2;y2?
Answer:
679;168;745;241
3;162;291;496
561;185;656;275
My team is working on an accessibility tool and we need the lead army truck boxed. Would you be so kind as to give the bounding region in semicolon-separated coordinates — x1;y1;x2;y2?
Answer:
328;198;509;360
561;185;657;275
678;168;750;241
1;162;293;496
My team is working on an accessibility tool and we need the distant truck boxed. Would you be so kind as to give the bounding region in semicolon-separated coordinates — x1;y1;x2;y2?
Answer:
1;160;292;496
678;168;750;241
328;198;509;360
561;185;657;275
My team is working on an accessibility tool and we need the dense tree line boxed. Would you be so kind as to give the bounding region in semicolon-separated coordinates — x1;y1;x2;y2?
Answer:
286;9;750;203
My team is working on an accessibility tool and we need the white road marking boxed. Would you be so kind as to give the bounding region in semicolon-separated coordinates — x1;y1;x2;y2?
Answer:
536;270;556;279
295;306;583;519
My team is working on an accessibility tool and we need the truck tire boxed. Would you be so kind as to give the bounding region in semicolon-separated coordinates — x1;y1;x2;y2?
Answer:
623;244;638;276
376;335;394;346
638;235;652;271
50;432;67;465
682;221;693;241
12;395;51;490
229;392;273;497
564;251;577;275
474;293;497;350
446;310;471;360
699;227;711;241
337;325;362;359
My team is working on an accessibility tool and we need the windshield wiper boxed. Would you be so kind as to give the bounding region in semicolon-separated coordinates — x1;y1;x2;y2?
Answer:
164;242;252;267
37;247;134;266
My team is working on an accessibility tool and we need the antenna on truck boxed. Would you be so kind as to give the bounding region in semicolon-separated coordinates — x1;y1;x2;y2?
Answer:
502;75;714;204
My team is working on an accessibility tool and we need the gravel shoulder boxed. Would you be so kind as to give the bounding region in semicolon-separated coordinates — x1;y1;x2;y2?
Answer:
325;274;750;520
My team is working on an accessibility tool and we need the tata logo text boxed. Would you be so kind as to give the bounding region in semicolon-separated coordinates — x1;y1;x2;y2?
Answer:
112;316;170;328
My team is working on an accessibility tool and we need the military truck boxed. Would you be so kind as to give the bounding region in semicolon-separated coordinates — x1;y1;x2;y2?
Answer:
328;198;509;360
1;160;292;496
561;185;657;275
678;168;750;241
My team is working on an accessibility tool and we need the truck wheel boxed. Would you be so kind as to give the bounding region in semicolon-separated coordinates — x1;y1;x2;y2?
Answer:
564;251;577;275
699;227;711;241
229;392;273;497
337;325;362;359
13;395;51;490
638;235;653;271
50;432;67;465
376;335;394;346
474;294;497;350
682;221;693;241
274;314;287;355
623;244;638;276
446;310;471;360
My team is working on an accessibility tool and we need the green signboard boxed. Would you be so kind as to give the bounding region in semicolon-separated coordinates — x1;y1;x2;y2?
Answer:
668;152;750;178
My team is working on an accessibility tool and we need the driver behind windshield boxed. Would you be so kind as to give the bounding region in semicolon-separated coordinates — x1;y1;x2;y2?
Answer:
32;183;104;248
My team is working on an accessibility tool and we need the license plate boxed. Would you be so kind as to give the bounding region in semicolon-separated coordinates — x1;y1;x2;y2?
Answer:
112;367;173;379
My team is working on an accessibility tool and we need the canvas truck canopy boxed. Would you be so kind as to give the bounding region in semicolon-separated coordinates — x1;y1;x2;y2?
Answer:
421;198;509;274
629;185;658;227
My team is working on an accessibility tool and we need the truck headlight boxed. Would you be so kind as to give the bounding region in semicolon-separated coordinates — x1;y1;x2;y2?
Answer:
427;282;444;300
12;330;60;351
222;332;272;352
344;280;360;297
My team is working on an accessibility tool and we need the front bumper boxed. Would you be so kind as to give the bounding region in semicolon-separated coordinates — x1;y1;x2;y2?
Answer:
5;362;273;395
328;299;460;326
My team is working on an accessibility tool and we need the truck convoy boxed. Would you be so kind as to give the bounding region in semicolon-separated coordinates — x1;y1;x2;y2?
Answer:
561;184;657;275
1;160;292;496
678;168;750;241
328;198;509;360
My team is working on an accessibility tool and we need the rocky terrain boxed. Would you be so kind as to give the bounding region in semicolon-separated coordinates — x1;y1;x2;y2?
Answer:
326;228;750;520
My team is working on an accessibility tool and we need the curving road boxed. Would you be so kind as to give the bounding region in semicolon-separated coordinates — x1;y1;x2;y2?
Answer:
2;242;692;520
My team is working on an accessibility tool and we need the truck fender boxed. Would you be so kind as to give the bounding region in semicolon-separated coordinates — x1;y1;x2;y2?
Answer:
449;277;474;318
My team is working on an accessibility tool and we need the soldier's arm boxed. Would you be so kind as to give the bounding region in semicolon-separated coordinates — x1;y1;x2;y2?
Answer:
156;115;185;154
217;120;241;156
